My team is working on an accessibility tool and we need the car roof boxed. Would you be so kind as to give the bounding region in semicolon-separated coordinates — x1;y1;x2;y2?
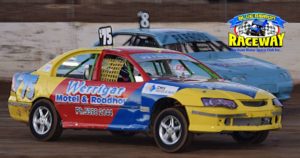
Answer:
114;28;219;46
37;46;183;76
106;46;182;55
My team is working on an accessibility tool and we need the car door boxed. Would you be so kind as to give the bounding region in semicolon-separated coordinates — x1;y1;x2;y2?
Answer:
50;52;110;129
92;50;147;130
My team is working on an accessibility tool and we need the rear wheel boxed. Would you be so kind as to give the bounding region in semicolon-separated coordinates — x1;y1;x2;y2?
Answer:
232;131;269;144
29;99;62;141
153;108;193;153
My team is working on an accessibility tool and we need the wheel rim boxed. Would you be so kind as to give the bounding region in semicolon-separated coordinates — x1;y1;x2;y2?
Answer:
32;106;52;135
159;115;182;145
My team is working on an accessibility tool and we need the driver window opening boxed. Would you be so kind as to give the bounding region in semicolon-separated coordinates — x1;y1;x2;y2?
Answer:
133;35;158;47
100;55;143;82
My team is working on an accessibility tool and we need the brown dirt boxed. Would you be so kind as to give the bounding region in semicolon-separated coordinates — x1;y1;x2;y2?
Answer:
0;81;300;157
0;2;299;22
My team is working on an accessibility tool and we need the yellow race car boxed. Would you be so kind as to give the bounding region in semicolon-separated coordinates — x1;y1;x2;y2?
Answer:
8;46;282;152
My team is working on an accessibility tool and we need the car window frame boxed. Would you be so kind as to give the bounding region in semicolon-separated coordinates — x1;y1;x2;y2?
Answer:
53;51;100;80
130;52;221;80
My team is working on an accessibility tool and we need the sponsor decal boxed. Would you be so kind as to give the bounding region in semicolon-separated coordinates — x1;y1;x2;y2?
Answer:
13;73;39;100
131;53;194;62
140;106;150;112
55;94;80;103
66;81;126;97
228;12;286;52
8;101;31;108
55;81;127;106
75;107;113;116
142;83;179;96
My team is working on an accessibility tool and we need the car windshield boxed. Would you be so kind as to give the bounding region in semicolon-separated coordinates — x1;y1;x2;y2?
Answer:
164;41;231;53
131;53;213;79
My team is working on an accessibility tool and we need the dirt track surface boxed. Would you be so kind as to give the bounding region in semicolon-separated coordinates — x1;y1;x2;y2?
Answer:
0;81;300;158
0;1;300;22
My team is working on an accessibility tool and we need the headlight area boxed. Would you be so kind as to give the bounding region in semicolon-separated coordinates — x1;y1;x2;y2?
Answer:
201;98;238;109
273;98;283;107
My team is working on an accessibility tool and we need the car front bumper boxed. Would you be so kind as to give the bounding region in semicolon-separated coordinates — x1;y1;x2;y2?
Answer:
185;106;282;133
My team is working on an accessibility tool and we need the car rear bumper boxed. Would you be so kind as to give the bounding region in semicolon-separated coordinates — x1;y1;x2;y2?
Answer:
8;95;31;123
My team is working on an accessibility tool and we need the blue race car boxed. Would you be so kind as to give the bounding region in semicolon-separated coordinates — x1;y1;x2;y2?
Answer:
247;19;268;36
95;28;293;100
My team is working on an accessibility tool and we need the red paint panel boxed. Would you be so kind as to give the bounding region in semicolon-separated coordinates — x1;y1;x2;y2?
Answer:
50;78;142;129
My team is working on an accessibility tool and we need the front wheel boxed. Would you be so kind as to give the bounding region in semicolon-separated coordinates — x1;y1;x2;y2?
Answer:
232;131;269;144
153;108;193;153
29;99;63;141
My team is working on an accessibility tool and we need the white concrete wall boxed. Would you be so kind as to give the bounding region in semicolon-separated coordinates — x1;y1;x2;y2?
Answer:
0;22;299;83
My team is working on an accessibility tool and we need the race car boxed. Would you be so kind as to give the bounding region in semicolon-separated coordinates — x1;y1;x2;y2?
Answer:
8;46;282;152
246;19;268;36
95;28;293;101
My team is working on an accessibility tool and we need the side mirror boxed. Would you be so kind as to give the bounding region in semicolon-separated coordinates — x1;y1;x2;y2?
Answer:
84;65;92;80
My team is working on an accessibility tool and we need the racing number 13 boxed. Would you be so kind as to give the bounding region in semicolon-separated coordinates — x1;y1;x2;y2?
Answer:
98;26;113;46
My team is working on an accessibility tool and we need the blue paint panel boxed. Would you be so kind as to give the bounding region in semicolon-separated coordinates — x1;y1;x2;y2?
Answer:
108;83;150;131
108;81;180;131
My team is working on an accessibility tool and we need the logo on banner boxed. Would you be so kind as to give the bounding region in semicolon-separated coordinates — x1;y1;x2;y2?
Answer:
227;12;286;52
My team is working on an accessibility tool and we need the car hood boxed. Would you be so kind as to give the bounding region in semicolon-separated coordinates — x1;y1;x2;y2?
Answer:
189;51;288;80
147;78;271;99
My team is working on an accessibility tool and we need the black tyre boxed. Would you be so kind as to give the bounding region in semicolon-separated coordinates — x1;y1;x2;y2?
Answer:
232;131;269;144
153;108;193;153
29;99;63;141
110;131;136;137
